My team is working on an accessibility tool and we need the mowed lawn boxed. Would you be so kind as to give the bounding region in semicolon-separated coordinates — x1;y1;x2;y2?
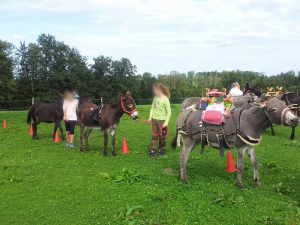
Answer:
1;104;300;225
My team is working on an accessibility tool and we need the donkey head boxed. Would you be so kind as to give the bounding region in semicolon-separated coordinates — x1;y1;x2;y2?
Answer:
249;98;299;127
243;83;262;100
117;91;138;120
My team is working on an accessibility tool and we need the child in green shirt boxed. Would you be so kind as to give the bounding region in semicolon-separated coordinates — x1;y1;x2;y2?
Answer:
148;83;171;157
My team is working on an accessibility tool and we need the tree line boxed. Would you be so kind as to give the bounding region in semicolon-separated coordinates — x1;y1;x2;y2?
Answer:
1;33;300;109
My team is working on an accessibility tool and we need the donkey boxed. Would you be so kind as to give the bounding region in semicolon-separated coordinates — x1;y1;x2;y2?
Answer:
27;96;92;140
78;91;138;156
177;95;254;147
171;98;299;189
244;83;300;140
27;101;65;140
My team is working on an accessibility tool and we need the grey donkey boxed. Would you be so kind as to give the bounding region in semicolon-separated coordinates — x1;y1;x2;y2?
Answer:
171;98;299;189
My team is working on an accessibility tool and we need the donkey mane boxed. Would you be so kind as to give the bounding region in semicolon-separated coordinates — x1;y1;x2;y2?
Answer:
110;98;121;108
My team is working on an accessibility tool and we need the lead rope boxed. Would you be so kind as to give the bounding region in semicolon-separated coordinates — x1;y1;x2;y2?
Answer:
151;123;170;140
136;119;170;139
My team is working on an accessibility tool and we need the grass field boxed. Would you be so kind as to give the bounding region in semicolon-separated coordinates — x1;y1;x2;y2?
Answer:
1;104;300;225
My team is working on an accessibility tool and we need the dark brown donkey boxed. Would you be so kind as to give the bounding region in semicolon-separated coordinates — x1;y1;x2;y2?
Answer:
27;101;65;140
27;96;92;140
78;91;138;156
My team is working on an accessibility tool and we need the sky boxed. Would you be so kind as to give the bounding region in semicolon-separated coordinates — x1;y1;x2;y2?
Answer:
0;0;300;76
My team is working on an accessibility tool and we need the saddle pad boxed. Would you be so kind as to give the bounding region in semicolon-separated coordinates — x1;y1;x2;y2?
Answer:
90;107;102;124
202;110;226;125
192;108;242;149
201;103;227;125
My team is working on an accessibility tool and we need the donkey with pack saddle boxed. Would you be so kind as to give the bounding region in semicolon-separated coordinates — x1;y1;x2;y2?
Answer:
171;97;299;189
78;91;138;156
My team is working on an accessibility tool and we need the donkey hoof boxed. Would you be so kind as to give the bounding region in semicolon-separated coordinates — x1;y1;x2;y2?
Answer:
112;152;118;157
181;178;189;184
237;183;246;190
255;181;261;188
104;154;108;157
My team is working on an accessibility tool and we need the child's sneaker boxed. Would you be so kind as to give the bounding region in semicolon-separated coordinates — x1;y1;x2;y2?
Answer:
149;149;156;158
65;142;70;147
70;143;75;149
158;149;165;156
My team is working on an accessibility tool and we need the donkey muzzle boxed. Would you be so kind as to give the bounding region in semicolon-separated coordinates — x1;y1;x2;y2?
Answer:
283;109;299;127
131;111;138;120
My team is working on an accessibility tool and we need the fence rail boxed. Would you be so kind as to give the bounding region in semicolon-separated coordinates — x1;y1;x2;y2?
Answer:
0;98;188;111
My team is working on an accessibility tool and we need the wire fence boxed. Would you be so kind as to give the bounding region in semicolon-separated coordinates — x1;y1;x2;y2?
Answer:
0;98;188;111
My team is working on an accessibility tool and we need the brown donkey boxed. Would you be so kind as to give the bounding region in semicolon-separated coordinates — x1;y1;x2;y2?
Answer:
78;91;138;156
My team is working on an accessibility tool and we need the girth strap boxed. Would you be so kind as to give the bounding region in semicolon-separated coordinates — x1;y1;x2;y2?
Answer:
200;130;206;154
218;132;224;157
238;132;260;145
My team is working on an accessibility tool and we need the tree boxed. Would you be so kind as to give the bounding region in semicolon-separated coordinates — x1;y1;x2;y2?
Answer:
0;40;16;100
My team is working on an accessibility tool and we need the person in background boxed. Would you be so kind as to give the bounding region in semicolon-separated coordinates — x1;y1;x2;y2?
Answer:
72;89;80;99
63;91;79;149
148;83;171;158
227;82;243;97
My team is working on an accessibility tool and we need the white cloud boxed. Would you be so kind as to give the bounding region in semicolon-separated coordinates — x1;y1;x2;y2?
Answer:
12;34;25;41
1;0;300;75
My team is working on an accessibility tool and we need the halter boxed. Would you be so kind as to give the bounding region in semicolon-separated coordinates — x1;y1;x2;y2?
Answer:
120;98;137;117
264;107;291;126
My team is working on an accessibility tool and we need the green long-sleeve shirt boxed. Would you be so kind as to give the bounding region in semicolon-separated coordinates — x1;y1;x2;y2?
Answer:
149;96;171;125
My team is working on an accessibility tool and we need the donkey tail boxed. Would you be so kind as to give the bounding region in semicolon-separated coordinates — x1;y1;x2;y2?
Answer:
297;98;300;117
170;125;178;149
27;111;32;125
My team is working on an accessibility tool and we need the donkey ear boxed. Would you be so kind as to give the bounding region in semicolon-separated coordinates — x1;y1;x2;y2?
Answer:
117;91;126;99
245;82;250;91
126;91;132;97
58;92;64;98
248;101;266;108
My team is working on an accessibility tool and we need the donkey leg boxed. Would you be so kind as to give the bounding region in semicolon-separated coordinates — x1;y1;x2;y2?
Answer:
180;136;197;184
33;123;40;140
110;127;117;157
270;123;275;136
177;133;181;147
85;129;92;152
247;147;261;188
103;130;109;157
80;125;85;152
57;121;65;141
52;124;57;139
237;146;247;189
290;126;295;140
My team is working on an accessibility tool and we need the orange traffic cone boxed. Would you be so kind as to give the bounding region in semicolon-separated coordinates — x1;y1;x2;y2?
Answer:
54;131;60;143
122;138;129;153
225;151;237;172
29;125;33;135
3;120;7;128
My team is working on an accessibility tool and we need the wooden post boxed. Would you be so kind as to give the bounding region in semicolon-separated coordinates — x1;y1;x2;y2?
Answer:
31;82;34;105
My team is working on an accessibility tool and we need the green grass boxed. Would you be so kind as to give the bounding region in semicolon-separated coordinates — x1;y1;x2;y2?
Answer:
1;104;300;225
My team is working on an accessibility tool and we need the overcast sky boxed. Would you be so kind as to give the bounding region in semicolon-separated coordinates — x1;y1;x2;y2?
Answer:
1;0;299;75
